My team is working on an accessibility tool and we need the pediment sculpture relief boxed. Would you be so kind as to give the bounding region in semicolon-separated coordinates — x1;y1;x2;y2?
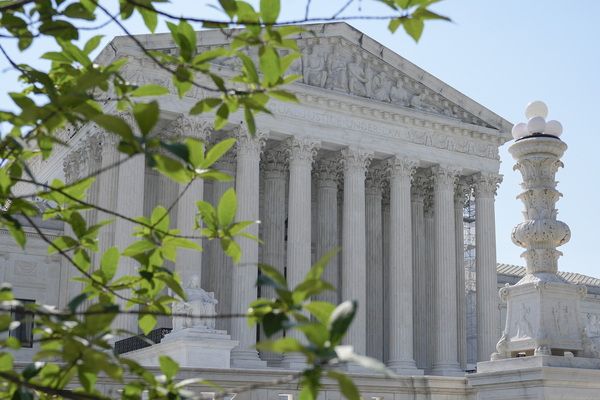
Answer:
172;274;218;331
207;37;491;128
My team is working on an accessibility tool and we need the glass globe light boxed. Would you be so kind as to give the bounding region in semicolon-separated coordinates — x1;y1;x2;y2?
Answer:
525;100;549;120
511;122;529;140
527;116;546;134
545;120;563;137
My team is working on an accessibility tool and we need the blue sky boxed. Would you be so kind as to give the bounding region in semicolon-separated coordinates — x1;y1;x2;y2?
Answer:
1;0;599;277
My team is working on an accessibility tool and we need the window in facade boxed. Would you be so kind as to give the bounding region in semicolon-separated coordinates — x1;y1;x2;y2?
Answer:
9;299;35;348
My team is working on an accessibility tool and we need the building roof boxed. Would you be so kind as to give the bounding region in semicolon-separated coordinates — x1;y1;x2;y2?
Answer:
497;263;600;288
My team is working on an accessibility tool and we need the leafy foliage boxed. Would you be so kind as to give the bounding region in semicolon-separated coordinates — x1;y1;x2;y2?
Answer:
0;0;449;399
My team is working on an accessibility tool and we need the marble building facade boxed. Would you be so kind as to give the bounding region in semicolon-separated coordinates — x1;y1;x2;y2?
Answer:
4;22;555;397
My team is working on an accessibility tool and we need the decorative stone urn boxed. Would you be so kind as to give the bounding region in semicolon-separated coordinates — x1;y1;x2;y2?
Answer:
491;103;592;360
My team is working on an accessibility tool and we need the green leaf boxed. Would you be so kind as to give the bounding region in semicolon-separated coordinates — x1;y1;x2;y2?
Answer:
83;35;103;55
189;98;222;115
151;206;170;234
244;107;256;136
167;20;196;62
122;240;155;257
255;337;306;354
198;170;234;181
130;85;170;97
218;0;237;18
101;247;120;282
152;154;188;183
185;138;205;168
306;248;340;281
173;66;193;98
0;353;13;372
269;90;299;103
403;17;425;42
138;308;157;335
259;45;281;85
257;263;287;289
201;138;235;169
40;20;78;41
262;312;287;338
328;300;357;346
295;323;329;347
327;371;360;400
132;101;159;136
138;5;158;33
67;293;90;312
159;355;179;381
85;304;118;335
49;236;78;255
218;188;237;228
196;201;218;231
63;2;95;20
220;238;241;263
261;0;280;24
412;6;451;21
389;17;403;33
304;301;336;325
214;104;229;131
292;279;335;304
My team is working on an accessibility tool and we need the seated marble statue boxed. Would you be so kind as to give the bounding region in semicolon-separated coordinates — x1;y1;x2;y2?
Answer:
172;274;218;331
584;313;600;349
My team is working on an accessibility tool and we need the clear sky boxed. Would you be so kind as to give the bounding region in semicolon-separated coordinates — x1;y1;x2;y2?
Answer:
1;0;599;277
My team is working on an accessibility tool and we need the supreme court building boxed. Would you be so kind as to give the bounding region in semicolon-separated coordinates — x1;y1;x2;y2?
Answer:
5;22;567;397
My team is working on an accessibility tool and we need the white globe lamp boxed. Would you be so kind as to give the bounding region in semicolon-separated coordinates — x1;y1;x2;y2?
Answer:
545;120;563;137
525;100;549;119
511;122;529;140
527;116;546;134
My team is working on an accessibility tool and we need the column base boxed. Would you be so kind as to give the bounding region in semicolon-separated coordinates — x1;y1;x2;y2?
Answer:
386;358;424;376
280;354;309;370
230;349;268;369
430;361;464;377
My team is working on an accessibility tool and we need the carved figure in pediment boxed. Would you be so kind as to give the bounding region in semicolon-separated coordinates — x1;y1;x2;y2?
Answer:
410;92;438;113
514;304;532;339
347;54;368;97
303;46;327;88
172;274;218;331
364;62;373;98
390;80;409;106
285;50;303;77
325;45;348;91
372;71;390;102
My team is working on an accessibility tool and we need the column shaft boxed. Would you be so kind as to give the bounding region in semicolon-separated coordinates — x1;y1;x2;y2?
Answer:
386;157;420;374
469;172;502;362
230;128;268;368
282;136;320;368
430;164;463;377
315;160;340;305
365;168;384;362
411;175;427;371
424;194;435;373
382;188;390;365
340;147;372;362
455;183;468;371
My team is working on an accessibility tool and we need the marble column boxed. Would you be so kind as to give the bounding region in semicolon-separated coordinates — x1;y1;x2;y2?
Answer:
97;132;121;257
112;111;146;335
454;182;469;371
173;116;212;285
382;187;390;365
365;167;385;362
209;148;237;334
467;172;502;362
229;127;268;368
339;146;373;366
259;149;288;364
430;164;463;376
411;174;428;371
314;159;340;305
281;136;321;368
423;190;435;373
386;156;421;374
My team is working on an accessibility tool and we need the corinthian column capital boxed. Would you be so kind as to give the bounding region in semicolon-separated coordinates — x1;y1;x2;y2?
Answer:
314;159;340;189
365;168;386;195
260;150;288;180
232;127;269;157
284;136;321;166
454;180;471;208
173;115;213;140
339;146;373;177
430;164;462;192
411;174;429;203
467;171;503;199
386;156;420;185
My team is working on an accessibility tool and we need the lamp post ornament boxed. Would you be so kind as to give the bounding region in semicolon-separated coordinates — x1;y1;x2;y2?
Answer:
492;101;598;360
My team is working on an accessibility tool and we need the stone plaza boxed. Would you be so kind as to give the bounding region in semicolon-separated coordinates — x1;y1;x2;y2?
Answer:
6;22;600;399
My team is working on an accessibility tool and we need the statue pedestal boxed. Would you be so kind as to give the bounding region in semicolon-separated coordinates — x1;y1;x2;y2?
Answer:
468;356;600;399
124;328;239;369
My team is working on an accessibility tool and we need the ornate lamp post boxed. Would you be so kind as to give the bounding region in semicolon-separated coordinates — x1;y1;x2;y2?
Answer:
491;101;594;360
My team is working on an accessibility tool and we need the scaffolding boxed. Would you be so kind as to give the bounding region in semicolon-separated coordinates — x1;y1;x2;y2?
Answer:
464;193;477;366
